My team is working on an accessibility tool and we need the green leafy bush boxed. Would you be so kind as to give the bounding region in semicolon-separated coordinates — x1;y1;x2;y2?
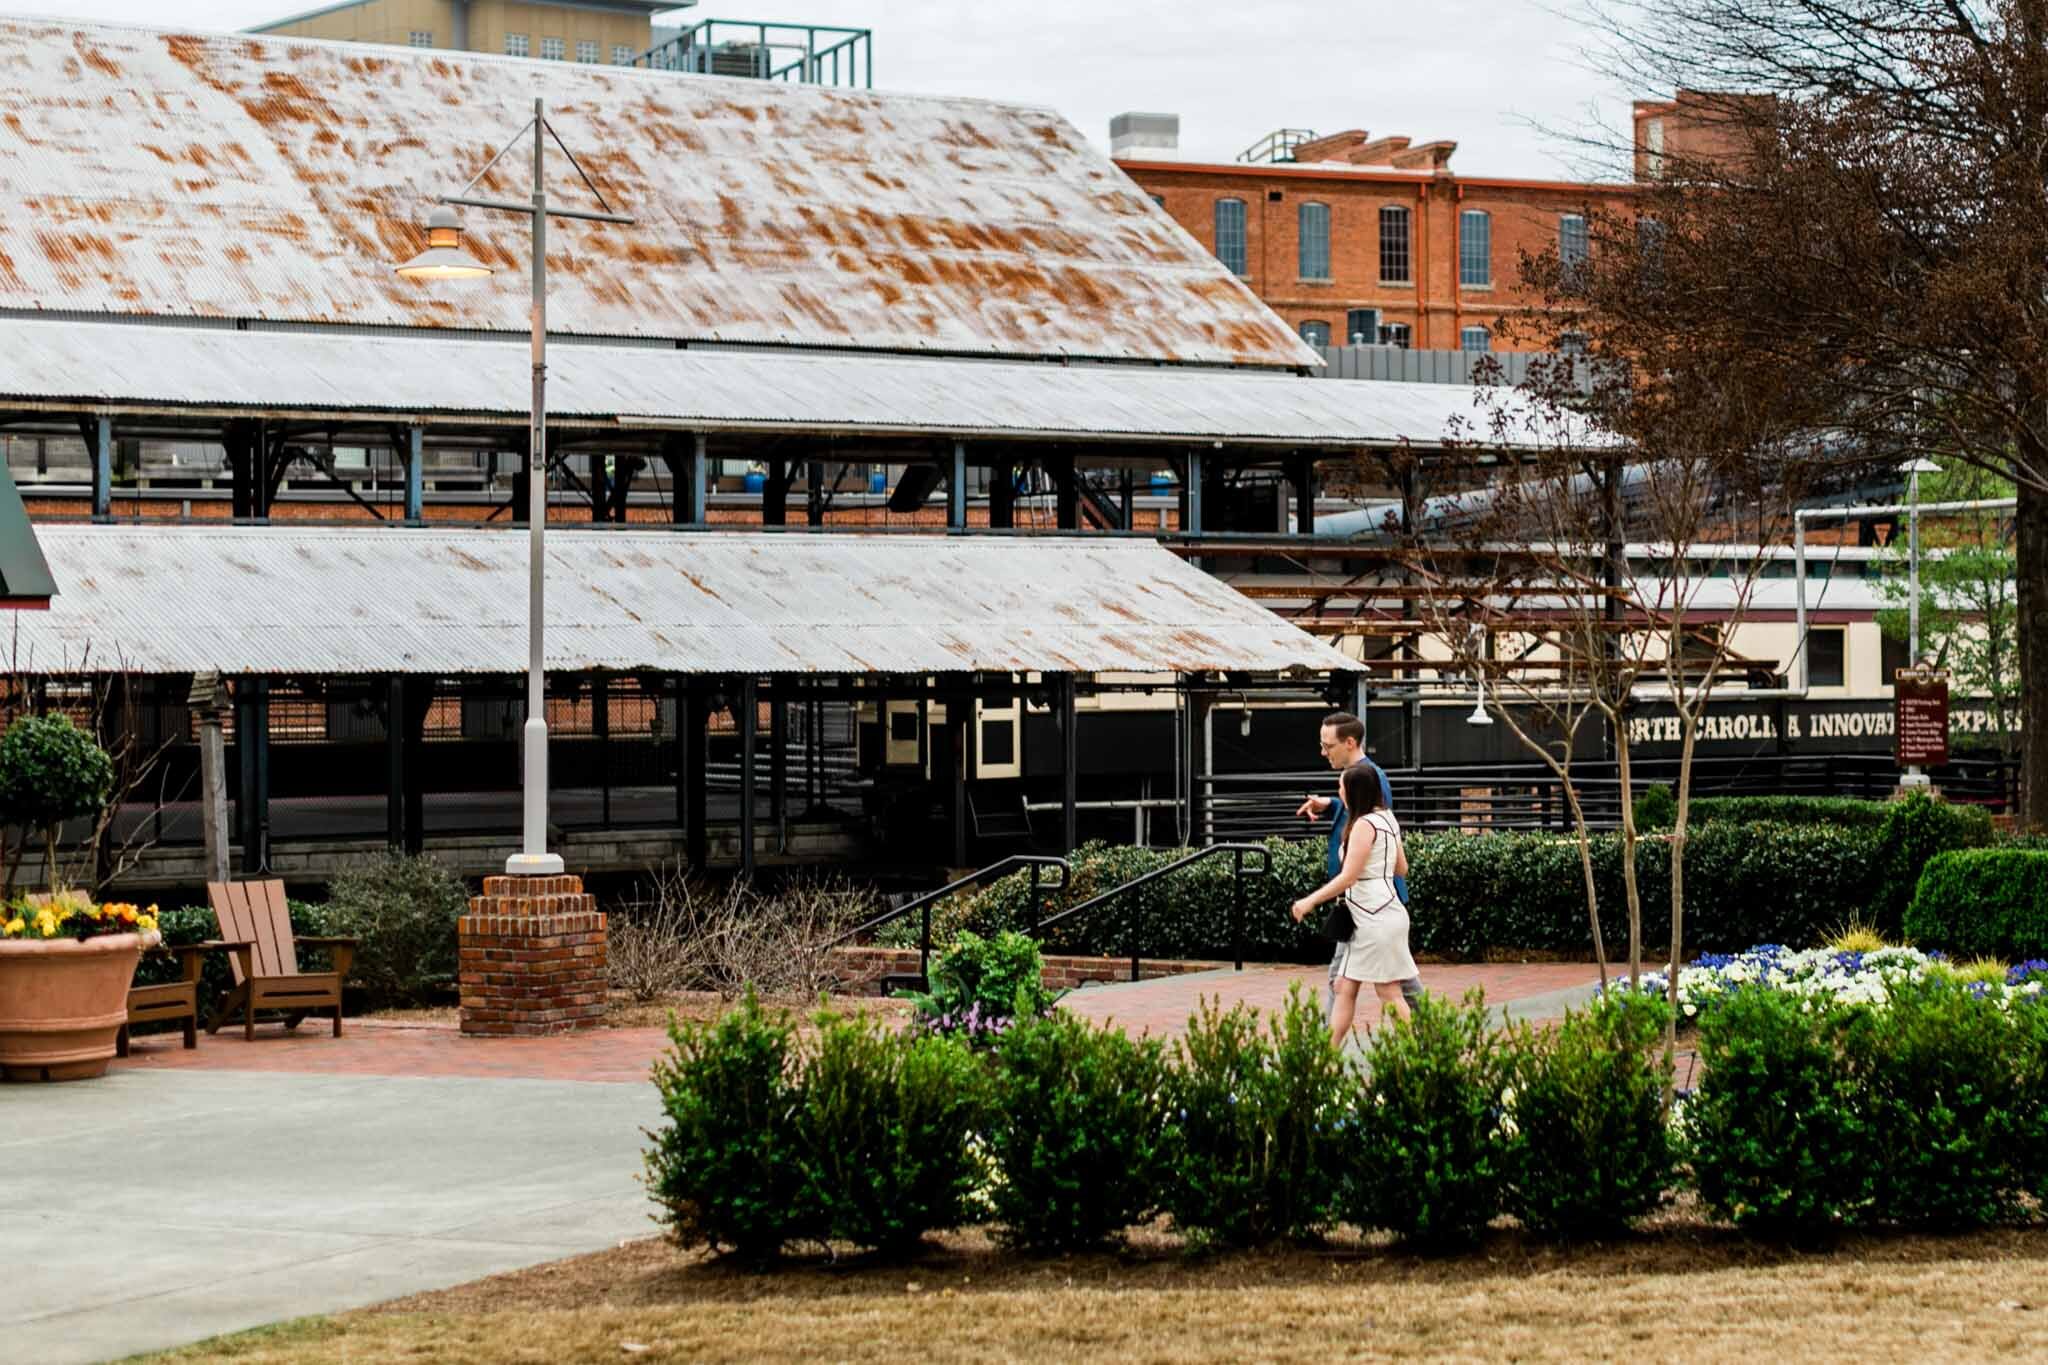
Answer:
1683;989;1871;1237
796;1012;988;1255
2012;998;2048;1204
1867;793;1994;933
0;713;114;887
1162;985;1350;1246
1686;795;1894;828
1903;848;2048;960
1498;991;1674;1239
324;854;471;1009
1336;991;1505;1248
1846;979;2034;1228
987;1011;1173;1250
1632;783;1676;831
646;992;816;1263
906;930;1056;1045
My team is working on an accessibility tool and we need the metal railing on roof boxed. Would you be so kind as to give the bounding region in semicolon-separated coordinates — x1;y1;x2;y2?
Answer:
1238;128;1317;164
636;19;872;88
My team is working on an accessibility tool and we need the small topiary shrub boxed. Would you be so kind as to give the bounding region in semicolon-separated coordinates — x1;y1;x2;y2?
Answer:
1335;990;1506;1248
907;930;1055;1046
1162;985;1350;1247
324;853;471;1009
987;1010;1173;1251
796;1011;988;1256
0;713;114;891
1903;848;2048;961
1683;988;1871;1237
646;991;816;1263
1847;979;2033;1228
1498;991;1674;1239
1632;784;1676;831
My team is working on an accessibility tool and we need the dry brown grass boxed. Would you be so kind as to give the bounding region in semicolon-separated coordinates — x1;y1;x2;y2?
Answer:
134;1219;2048;1364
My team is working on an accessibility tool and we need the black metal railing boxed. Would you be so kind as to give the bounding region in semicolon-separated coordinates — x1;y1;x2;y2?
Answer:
826;855;1070;985
1032;843;1270;982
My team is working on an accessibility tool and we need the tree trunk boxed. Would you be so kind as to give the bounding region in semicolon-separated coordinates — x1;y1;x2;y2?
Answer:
1613;718;1643;987
1665;722;1696;1112
1563;783;1609;990
2017;477;2048;830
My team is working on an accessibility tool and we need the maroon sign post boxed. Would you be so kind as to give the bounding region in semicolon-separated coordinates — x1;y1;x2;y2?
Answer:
1894;667;1951;771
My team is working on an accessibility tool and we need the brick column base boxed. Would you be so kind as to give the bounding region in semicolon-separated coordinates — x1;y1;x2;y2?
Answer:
458;873;608;1037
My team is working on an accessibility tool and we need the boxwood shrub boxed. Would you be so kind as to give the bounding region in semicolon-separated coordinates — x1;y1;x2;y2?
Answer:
1903;848;2048;960
1686;795;1896;828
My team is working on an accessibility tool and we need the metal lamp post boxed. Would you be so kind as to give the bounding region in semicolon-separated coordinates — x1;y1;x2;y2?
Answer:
1466;624;1494;727
396;98;633;876
1898;457;1942;789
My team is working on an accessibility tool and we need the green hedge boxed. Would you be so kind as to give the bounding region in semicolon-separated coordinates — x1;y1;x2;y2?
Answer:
1685;795;1899;829
1904;849;2048;961
924;794;1986;962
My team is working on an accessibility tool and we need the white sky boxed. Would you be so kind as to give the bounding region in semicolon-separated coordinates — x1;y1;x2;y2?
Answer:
36;0;1637;180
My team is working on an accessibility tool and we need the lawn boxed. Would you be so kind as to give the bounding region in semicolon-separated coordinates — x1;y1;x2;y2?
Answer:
130;1217;2048;1363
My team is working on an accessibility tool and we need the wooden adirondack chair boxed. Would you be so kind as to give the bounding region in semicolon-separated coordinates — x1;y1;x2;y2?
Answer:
118;943;210;1056
205;879;357;1041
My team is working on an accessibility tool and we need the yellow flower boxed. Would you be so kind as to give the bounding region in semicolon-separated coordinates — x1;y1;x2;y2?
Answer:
136;914;157;932
3;917;22;936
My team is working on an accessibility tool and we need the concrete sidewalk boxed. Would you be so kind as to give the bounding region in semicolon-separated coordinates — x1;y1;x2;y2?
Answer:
2;1067;660;1364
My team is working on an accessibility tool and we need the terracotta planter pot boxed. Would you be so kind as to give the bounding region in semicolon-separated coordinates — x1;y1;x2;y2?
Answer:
0;932;143;1082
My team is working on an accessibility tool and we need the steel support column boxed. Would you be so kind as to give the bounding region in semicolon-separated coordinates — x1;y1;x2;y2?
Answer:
1185;450;1205;536
1059;673;1078;852
769;679;788;850
386;676;406;852
683;680;708;871
404;427;424;523
91;416;111;522
989;458;1015;529
948;441;967;530
687;433;708;525
235;678;271;875
1293;453;1316;534
737;677;758;880
952;704;970;867
1052;454;1078;530
763;457;789;526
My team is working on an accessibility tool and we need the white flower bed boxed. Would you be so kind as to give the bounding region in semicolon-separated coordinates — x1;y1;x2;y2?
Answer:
1631;944;2048;1017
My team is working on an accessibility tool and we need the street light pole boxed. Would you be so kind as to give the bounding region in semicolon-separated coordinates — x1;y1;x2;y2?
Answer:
396;98;633;877
1899;457;1941;790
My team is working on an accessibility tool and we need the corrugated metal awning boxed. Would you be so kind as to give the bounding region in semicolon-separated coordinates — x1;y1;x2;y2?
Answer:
0;461;57;608
0;317;1595;450
10;526;1353;677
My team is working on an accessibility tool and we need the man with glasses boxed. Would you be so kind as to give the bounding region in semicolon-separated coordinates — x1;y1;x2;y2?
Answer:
1294;712;1423;1016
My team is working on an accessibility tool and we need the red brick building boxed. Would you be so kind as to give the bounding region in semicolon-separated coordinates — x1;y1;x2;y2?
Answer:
1119;129;1639;354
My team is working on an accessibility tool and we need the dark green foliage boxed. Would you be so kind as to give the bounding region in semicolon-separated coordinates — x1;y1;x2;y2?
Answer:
1686;795;1894;828
1499;992;1675;1239
906;930;1056;1044
1846;980;2033;1228
1632;783;1677;831
324;854;471;1009
0;713;114;829
1162;985;1351;1246
646;992;816;1262
1335;991;1505;1248
135;898;336;1014
987;1011;1173;1250
1904;849;2048;960
1683;990;1872;1237
796;1012;988;1255
2011;998;2048;1205
1866;793;1994;933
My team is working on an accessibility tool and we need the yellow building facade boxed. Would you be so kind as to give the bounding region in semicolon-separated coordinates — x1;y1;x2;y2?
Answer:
252;1;678;65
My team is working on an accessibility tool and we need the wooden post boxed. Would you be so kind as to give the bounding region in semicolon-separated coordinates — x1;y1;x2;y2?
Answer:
189;671;230;886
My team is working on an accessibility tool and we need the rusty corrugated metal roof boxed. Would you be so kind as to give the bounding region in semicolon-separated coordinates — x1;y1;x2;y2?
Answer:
0;316;1589;448
0;19;1317;369
10;527;1353;677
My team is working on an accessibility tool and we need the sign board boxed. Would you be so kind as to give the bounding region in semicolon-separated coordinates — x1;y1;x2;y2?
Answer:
1893;668;1950;767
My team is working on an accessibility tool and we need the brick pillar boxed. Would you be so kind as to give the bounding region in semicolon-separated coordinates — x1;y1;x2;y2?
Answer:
457;874;608;1036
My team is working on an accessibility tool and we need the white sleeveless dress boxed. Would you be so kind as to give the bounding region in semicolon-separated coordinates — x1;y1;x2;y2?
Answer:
1340;809;1417;984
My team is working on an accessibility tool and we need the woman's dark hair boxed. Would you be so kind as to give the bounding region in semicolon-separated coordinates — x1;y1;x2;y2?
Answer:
1339;762;1384;858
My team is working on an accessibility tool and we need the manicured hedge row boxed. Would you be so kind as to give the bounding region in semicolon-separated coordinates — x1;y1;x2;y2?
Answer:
921;794;1987;962
646;980;2048;1260
1905;849;2048;961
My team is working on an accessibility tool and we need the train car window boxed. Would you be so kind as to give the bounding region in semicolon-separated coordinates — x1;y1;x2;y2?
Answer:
980;718;1015;766
889;710;919;743
1881;630;1910;681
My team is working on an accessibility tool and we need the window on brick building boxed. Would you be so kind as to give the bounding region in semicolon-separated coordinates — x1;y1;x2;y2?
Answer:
540;36;566;60
1460;325;1491;352
577;40;600;63
1459;210;1491;286
613;44;636;65
1346;308;1380;345
504;33;529;56
1214;198;1247;275
1379;321;1412;349
1299;320;1331;347
1560;214;1589;286
408;30;434;47
1298;201;1330;280
1807;627;1846;688
1644;117;1666;178
1557;330;1589;355
1379;206;1411;283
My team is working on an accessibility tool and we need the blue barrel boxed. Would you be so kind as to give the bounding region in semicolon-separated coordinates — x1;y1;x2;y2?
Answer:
742;471;765;493
870;470;887;494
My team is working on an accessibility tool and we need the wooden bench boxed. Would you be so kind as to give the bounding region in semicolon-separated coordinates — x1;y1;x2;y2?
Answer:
205;879;358;1042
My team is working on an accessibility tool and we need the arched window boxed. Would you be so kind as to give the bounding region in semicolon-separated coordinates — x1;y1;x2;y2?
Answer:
1298;201;1330;279
1459;210;1491;286
1299;320;1331;347
1214;198;1247;275
1378;206;1411;282
1460;325;1491;352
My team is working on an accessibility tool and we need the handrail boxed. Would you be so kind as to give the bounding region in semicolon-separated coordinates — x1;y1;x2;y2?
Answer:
825;855;1070;983
1033;842;1270;981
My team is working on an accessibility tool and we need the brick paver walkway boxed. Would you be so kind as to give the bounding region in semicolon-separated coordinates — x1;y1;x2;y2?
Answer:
108;962;1604;1081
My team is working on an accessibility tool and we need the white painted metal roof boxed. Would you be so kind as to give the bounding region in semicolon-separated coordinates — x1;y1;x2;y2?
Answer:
0;316;1583;449
0;19;1314;368
12;527;1353;677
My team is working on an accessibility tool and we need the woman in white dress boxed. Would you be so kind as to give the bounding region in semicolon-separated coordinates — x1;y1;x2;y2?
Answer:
1289;762;1415;1040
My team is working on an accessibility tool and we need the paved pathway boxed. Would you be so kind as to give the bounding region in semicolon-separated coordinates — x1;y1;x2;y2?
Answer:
6;963;1606;1364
